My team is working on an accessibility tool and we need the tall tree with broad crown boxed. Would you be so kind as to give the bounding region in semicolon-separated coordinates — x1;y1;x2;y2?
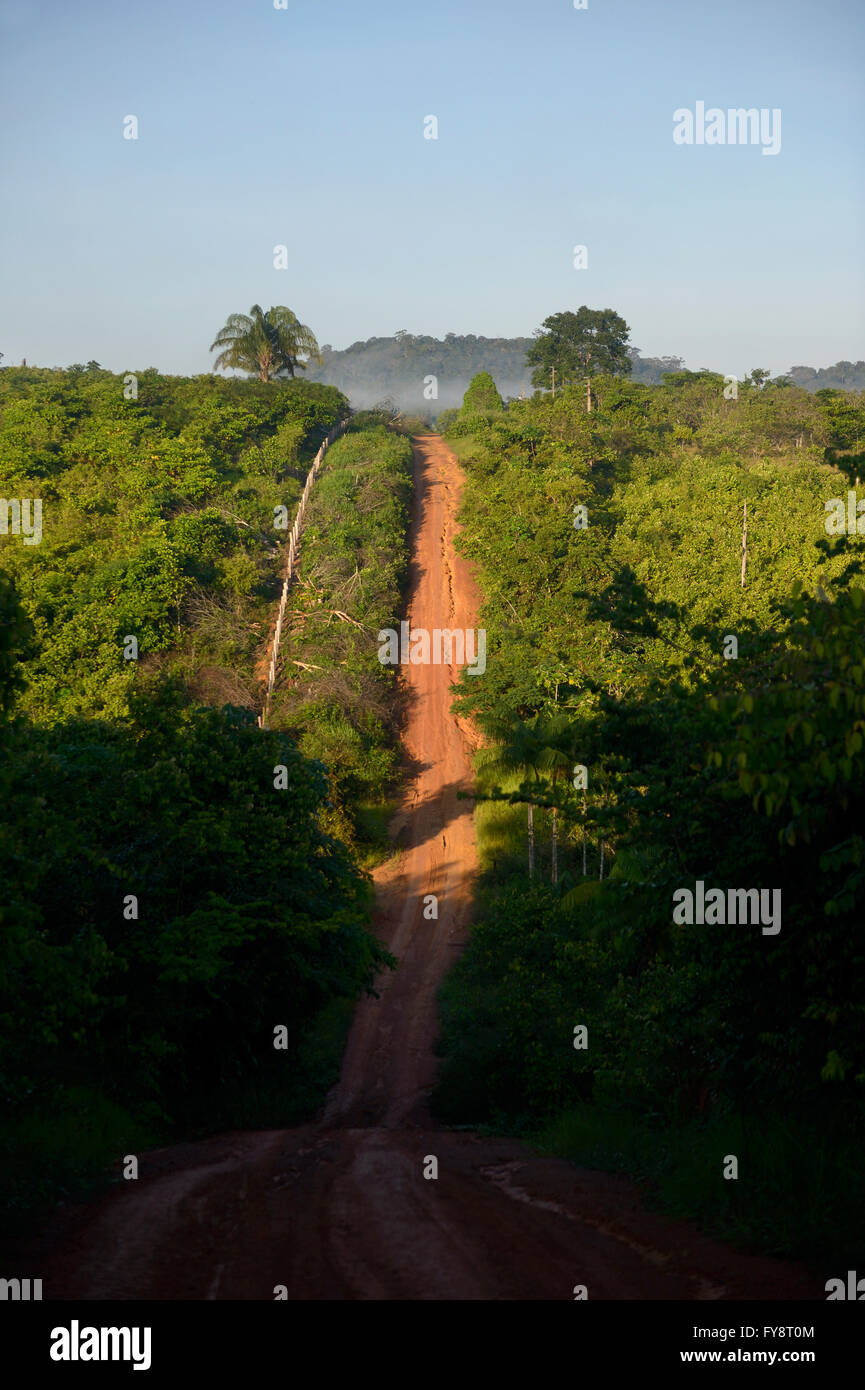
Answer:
527;307;632;412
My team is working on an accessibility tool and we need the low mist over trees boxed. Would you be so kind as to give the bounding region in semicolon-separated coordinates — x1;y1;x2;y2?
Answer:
302;327;862;417
304;332;536;413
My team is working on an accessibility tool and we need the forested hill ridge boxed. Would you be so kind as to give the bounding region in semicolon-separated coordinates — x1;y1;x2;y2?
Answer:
304;334;687;411
303;331;865;414
787;361;865;391
305;333;536;411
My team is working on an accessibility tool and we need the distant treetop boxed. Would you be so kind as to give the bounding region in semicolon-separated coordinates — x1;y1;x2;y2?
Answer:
461;371;504;416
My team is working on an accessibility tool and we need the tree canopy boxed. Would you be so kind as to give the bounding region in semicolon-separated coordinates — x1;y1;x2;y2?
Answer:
435;367;865;1266
0;368;412;1226
210;304;321;382
526;307;633;390
461;370;504;417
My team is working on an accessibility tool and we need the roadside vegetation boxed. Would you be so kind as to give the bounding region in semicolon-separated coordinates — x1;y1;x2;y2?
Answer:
269;416;414;863
0;353;411;1227
432;312;865;1271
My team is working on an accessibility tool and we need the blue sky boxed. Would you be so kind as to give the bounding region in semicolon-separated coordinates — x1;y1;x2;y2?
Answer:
1;0;862;379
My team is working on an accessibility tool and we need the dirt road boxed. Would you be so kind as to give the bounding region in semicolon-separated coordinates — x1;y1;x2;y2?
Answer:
28;436;820;1300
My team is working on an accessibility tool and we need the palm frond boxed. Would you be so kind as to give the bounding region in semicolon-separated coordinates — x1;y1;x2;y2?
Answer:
209;303;320;379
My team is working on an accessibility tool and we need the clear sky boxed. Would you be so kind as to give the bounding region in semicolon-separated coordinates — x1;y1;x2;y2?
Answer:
1;0;862;379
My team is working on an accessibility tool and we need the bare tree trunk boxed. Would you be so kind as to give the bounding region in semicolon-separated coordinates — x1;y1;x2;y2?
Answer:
551;807;558;884
586;376;592;414
582;794;587;876
528;802;535;879
599;837;605;881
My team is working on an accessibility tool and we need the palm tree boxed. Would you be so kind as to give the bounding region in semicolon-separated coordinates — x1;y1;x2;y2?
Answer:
210;304;321;382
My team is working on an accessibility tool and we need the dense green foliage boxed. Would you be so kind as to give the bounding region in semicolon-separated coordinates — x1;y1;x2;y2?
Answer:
434;369;865;1266
0;368;406;1224
269;421;414;857
0;365;346;722
460;371;504;417
526;307;633;392
0;693;389;1197
437;371;506;436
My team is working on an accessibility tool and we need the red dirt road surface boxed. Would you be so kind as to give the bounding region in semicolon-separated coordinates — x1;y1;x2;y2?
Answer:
27;436;820;1300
